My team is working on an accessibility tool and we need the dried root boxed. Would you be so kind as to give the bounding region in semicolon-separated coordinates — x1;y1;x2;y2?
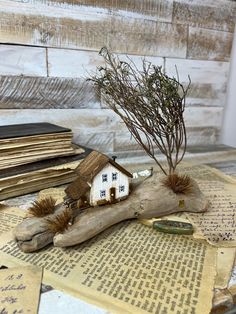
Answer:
28;197;56;217
161;174;193;195
46;208;72;234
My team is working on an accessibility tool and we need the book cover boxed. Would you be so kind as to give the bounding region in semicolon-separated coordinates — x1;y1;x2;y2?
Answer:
0;122;71;139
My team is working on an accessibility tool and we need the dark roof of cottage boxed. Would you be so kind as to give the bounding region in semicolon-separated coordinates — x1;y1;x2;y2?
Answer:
65;150;132;200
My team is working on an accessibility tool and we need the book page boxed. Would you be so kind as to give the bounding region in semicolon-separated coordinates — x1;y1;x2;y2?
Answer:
215;248;236;289
0;206;25;235
0;266;42;314
0;221;216;314
179;164;236;246
38;187;66;204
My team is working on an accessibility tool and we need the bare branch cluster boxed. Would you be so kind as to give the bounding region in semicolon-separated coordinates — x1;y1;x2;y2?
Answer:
89;47;191;175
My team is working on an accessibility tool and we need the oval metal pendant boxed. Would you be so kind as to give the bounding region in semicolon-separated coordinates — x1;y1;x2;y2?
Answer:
153;220;194;235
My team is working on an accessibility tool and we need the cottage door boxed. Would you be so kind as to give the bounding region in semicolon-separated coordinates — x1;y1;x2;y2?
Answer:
110;187;116;203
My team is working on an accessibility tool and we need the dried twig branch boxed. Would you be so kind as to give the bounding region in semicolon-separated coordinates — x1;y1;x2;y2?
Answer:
89;47;191;175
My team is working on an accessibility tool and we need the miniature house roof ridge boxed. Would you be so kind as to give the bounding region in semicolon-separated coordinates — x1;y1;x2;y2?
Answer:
65;150;132;200
75;150;132;179
108;159;133;178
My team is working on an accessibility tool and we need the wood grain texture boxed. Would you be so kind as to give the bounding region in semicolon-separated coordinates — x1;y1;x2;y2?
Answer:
0;107;222;152
108;17;187;57
0;45;47;76
0;109;121;133
165;58;229;107
73;130;114;152
173;0;236;33
48;48;105;78
22;0;174;22
0;76;100;109
188;27;233;61
48;48;164;78
184;107;223;127
0;7;187;57
114;127;220;152
5;106;220;130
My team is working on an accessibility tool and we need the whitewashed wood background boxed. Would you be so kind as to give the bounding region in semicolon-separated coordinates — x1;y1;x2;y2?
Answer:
0;0;235;157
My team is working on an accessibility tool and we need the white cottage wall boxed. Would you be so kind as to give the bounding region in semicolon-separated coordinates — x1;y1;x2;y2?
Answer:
90;163;130;206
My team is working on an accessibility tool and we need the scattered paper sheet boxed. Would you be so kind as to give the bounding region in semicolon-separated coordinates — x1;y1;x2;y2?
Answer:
0;266;42;314
0;221;216;314
215;248;236;289
38;187;66;204
129;160;236;246
140;217;236;290
180;164;236;246
0;206;25;235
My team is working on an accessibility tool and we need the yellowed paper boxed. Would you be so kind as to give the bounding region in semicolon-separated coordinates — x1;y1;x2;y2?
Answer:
175;164;236;246
140;217;235;290
0;266;42;314
215;248;236;289
38;187;66;204
0;221;216;314
0;206;25;235
0;159;83;200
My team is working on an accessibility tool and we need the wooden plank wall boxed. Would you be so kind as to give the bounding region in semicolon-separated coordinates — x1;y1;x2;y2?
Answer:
0;0;235;157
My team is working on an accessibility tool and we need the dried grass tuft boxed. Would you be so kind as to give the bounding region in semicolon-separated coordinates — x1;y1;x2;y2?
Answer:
46;208;72;234
28;197;56;217
161;173;193;195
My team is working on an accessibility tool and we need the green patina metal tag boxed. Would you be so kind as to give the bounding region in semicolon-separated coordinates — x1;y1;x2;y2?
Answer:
153;220;194;235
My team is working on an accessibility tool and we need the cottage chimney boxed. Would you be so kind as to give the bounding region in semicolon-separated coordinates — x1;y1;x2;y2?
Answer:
112;155;117;162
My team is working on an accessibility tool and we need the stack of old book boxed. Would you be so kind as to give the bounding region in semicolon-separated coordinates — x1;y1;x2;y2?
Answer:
0;122;90;200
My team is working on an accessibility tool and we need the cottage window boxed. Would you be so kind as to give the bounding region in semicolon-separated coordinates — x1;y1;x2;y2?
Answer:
102;174;108;182
100;190;106;198
112;173;118;181
119;185;125;192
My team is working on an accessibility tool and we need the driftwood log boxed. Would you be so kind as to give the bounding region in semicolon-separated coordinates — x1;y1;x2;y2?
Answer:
14;174;208;252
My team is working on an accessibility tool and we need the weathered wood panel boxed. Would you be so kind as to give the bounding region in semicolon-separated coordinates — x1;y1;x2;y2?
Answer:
0;107;223;152
114;127;220;152
0;76;100;109
187;127;220;146
0;45;47;76
173;0;236;33
0;9;187;57
0;107;222;130
73;130;114;152
48;48;164;78
118;54;164;70
108;18;187;57
0;109;121;132
165;58;229;107
11;0;174;23
48;48;104;78
188;27;233;61
98;106;222;153
184;107;223;127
